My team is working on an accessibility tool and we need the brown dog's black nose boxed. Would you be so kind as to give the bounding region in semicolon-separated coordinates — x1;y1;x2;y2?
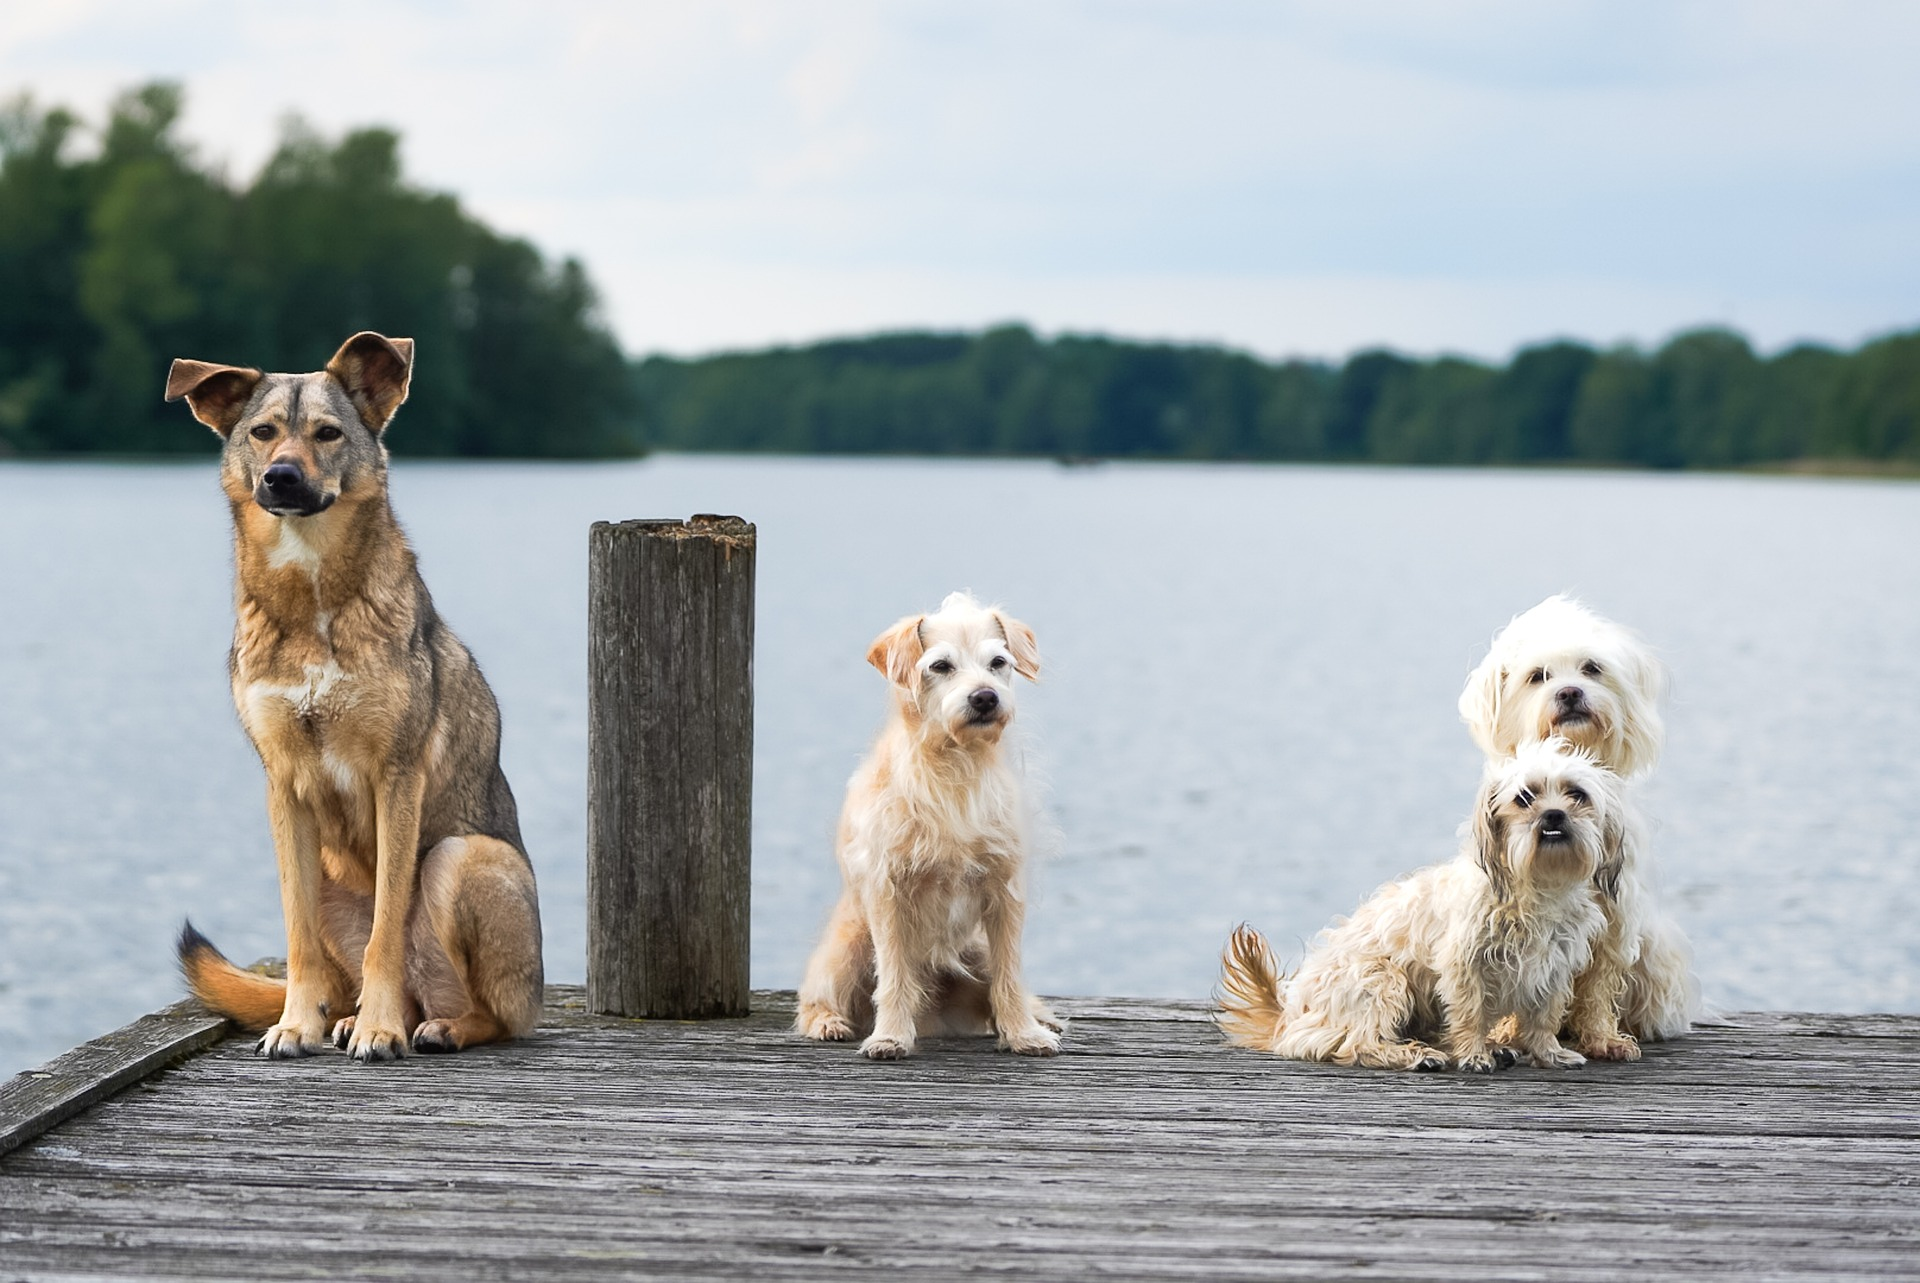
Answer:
968;688;1000;715
1554;685;1585;708
263;462;304;493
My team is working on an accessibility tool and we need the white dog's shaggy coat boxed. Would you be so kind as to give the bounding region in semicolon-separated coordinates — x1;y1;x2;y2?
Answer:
1219;740;1622;1072
1458;594;1701;1049
796;592;1061;1060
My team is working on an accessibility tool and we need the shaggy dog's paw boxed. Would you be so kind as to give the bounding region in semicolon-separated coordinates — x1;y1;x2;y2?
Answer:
1000;1025;1062;1057
1577;1033;1641;1062
346;1021;410;1063
329;1016;355;1049
1457;1050;1501;1074
1400;1042;1448;1072
256;1023;324;1059
411;1020;464;1054
1492;1046;1521;1069
801;1011;855;1042
861;1034;914;1060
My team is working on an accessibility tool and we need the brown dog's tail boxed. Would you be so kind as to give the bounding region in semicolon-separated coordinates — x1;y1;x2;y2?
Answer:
1216;923;1289;1050
177;921;285;1030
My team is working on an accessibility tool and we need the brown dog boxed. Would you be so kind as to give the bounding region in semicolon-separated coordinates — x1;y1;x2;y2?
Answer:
166;332;543;1062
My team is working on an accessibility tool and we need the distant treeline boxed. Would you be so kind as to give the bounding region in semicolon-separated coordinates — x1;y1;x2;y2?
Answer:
635;324;1920;468
0;84;634;457
5;85;1917;468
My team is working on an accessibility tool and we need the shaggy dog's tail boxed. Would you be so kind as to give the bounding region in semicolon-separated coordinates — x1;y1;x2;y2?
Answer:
1216;923;1288;1050
177;921;286;1030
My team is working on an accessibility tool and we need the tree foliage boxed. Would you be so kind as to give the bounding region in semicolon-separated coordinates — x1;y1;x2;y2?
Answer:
0;84;634;456
637;322;1920;467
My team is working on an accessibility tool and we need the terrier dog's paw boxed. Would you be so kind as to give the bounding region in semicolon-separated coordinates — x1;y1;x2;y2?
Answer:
1000;1025;1062;1057
1577;1033;1641;1062
1531;1045;1588;1070
256;1023;324;1059
861;1033;914;1060
801;1011;855;1042
411;1020;464;1054
1456;1050;1501;1074
346;1022;410;1063
1492;1046;1521;1069
329;1016;355;1049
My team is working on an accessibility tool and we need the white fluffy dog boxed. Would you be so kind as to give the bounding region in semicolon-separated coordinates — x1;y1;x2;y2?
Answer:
1218;740;1622;1072
796;591;1061;1060
1458;594;1701;1050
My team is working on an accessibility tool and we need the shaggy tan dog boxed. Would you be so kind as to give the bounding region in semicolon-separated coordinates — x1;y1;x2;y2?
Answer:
1459;594;1701;1051
796;592;1061;1060
1219;740;1622;1072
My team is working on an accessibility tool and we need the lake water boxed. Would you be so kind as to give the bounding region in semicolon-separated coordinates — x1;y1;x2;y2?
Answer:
2;455;1917;1078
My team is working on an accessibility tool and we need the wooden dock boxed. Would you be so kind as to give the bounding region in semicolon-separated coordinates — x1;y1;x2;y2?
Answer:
3;991;1917;1280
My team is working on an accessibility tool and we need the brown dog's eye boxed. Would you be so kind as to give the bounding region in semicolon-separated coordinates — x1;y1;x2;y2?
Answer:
314;425;343;442
1580;660;1603;678
928;660;954;676
1526;668;1548;685
249;424;275;441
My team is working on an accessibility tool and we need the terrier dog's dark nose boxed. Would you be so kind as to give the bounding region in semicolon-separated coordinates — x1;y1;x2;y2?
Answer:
968;688;1000;715
1554;685;1585;708
263;462;304;493
1541;808;1568;830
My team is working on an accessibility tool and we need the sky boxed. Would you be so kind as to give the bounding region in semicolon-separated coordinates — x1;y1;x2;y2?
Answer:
3;0;1917;362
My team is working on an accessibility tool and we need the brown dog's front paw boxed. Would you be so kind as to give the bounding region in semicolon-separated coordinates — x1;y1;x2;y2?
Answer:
861;1034;914;1060
346;1022;410;1063
411;1019;465;1054
1000;1025;1061;1057
256;1023;324;1059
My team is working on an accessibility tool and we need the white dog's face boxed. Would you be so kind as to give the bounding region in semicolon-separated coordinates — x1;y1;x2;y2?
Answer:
867;591;1040;746
1459;595;1665;777
1475;739;1624;900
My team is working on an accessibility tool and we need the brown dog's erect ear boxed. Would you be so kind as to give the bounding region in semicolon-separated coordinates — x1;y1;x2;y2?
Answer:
993;612;1041;681
1472;780;1514;904
325;331;414;432
164;359;263;438
866;615;927;693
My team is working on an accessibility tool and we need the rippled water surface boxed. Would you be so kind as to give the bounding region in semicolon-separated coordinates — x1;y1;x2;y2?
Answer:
3;456;1917;1077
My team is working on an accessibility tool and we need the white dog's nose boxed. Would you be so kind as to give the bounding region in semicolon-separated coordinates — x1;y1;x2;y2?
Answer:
968;688;999;715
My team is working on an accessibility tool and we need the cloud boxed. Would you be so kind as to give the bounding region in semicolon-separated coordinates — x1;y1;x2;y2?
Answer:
3;0;1916;357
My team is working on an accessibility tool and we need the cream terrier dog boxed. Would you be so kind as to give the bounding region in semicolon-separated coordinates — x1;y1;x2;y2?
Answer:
796;592;1061;1060
1219;740;1623;1072
1459;595;1701;1051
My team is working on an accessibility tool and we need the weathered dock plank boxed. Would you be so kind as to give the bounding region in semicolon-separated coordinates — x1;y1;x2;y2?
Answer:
0;1000;225;1157
2;991;1917;1281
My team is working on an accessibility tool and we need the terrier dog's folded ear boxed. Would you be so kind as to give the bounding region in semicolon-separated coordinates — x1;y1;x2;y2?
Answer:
165;360;263;437
1457;654;1508;758
993;613;1041;681
326;332;415;432
1472;779;1514;903
866;615;927;693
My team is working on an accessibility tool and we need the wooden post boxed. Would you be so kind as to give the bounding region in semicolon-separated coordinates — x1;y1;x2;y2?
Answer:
587;515;755;1018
